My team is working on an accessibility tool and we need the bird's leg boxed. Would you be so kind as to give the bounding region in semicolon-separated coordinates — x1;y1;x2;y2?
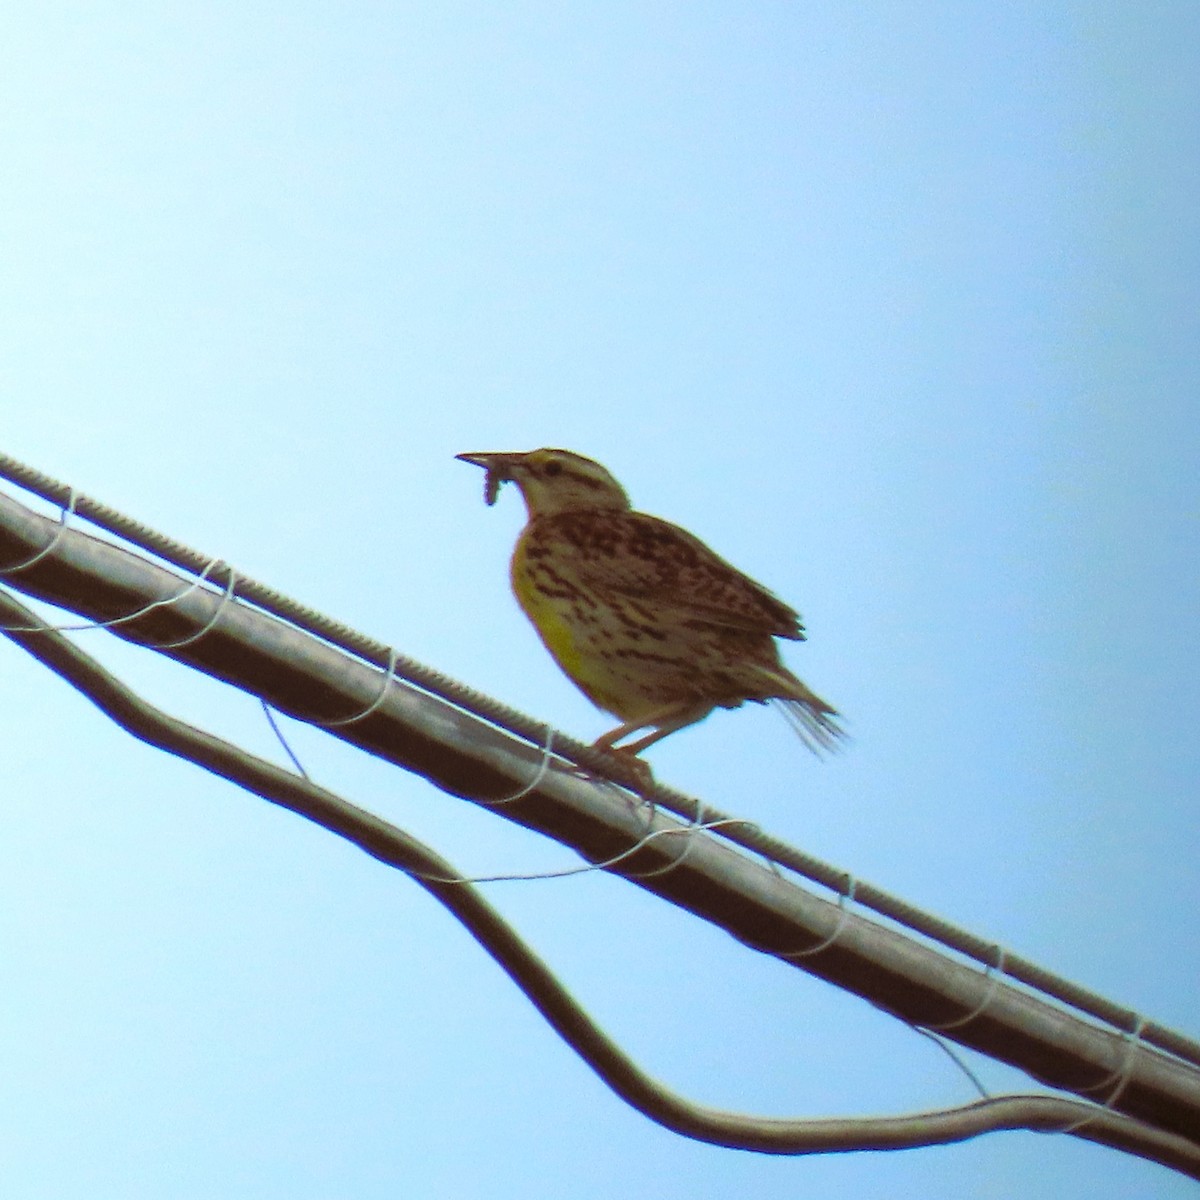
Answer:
592;703;687;754
586;707;673;787
590;702;714;777
592;720;654;754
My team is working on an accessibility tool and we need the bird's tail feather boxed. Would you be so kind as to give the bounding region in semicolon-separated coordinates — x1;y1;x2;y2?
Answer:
772;696;845;755
739;662;846;756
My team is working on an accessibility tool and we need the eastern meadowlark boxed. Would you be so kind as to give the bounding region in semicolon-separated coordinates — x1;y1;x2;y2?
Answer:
457;448;843;769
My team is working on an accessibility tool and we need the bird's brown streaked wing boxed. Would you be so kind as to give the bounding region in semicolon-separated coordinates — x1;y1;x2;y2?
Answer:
553;511;807;640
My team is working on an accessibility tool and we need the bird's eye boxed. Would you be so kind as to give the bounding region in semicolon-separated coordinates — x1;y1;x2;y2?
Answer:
543;461;563;477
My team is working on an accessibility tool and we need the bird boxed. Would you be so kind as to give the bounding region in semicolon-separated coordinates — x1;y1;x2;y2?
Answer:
456;448;843;772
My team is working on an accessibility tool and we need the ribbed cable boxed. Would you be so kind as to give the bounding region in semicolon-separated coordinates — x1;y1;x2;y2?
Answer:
1;450;1197;1073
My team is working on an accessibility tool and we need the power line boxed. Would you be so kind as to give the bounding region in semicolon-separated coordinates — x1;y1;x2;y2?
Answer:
3;584;1197;1180
1;458;1199;1156
1;451;1197;1073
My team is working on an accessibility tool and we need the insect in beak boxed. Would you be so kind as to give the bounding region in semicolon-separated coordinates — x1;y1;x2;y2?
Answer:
455;452;517;506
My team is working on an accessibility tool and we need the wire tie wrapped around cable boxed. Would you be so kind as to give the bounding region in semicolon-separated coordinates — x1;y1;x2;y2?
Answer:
0;556;229;634
150;565;239;649
623;805;731;880
0;487;76;574
923;945;1007;1031
308;648;399;727
628;815;768;881
777;877;858;959
404;818;732;887
476;726;556;806
1043;1015;1148;1137
1053;1016;1147;1135
598;817;735;879
736;876;858;960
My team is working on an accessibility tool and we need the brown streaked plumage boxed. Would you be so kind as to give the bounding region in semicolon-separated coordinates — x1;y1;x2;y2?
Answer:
456;448;843;770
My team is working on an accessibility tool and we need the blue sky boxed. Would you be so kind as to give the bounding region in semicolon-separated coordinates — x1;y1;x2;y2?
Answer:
1;3;1197;1197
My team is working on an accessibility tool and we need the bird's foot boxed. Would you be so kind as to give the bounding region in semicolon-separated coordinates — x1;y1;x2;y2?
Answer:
589;742;656;790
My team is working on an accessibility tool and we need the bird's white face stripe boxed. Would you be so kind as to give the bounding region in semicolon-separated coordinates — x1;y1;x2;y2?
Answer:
458;449;631;517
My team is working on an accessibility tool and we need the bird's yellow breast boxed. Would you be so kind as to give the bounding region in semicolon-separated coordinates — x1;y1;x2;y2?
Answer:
510;530;629;716
510;535;586;676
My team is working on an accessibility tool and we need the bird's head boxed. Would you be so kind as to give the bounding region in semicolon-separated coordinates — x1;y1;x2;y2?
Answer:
456;448;630;518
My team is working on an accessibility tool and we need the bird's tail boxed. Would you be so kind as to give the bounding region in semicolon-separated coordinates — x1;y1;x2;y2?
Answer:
745;662;846;756
772;695;846;756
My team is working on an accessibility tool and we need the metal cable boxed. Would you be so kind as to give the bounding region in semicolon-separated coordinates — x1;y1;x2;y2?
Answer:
2;585;1196;1180
1;450;1198;1074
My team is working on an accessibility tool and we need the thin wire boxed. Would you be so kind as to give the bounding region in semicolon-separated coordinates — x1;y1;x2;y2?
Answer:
732;876;857;961
474;726;557;806
610;790;693;880
777;878;858;960
308;648;399;727
146;565;238;649
0;556;228;634
911;1026;992;1099
261;700;312;781
623;811;705;879
3;454;1200;1074
4;566;1195;1166
247;706;703;886
0;487;76;573
408;818;741;887
923;946;1008;1032
1077;1016;1149;1098
92;556;228;633
1053;1017;1148;1136
8;587;1192;1174
623;815;752;880
244;713;716;888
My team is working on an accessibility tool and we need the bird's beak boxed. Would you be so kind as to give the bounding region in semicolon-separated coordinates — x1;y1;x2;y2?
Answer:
456;451;520;506
455;452;499;468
